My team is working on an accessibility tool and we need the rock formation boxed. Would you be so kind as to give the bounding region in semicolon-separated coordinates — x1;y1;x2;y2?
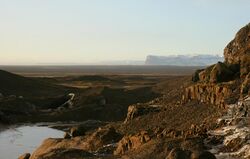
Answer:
124;104;162;123
183;23;250;107
30;126;121;159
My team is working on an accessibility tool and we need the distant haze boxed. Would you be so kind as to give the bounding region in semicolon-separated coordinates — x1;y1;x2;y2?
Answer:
0;0;249;65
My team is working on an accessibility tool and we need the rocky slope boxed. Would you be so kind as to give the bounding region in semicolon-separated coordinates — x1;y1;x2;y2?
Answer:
20;23;249;159
183;23;250;107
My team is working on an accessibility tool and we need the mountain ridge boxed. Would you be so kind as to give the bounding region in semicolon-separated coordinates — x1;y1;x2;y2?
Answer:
145;54;224;66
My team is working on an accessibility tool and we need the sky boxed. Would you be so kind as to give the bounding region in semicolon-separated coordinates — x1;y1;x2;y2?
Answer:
0;0;249;65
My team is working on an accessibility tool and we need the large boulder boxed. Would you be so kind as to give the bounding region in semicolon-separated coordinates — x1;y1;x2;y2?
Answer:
209;62;235;83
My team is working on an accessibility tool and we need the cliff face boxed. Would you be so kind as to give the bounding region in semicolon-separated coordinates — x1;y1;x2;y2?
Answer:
224;23;250;78
183;23;250;106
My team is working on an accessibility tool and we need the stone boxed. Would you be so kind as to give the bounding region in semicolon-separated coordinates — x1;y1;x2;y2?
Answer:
70;126;86;137
124;104;161;123
209;62;234;83
63;132;71;139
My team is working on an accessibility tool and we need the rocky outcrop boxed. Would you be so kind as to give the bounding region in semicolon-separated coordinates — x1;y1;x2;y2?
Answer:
114;130;151;155
124;104;162;123
185;23;250;106
224;23;250;78
182;83;235;108
69;126;86;137
31;126;121;159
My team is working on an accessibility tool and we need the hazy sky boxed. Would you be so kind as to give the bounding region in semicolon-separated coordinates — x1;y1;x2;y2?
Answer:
0;0;249;65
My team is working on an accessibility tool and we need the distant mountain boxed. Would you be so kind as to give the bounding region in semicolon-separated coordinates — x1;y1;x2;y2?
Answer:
145;54;224;66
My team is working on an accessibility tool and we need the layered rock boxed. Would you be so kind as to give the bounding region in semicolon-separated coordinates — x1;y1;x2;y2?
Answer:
184;23;250;106
182;83;235;108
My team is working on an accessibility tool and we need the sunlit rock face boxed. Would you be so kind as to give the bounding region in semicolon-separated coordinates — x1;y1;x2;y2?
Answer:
224;23;250;78
184;23;250;107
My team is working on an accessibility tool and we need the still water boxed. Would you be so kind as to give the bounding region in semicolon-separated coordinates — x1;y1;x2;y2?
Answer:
0;125;64;159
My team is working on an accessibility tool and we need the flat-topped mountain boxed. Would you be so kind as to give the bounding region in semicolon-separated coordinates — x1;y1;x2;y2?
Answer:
145;54;223;66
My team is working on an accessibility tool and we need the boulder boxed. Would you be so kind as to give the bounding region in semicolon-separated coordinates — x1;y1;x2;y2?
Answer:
124;104;161;123
63;132;71;139
70;126;86;137
84;126;122;151
209;62;235;83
